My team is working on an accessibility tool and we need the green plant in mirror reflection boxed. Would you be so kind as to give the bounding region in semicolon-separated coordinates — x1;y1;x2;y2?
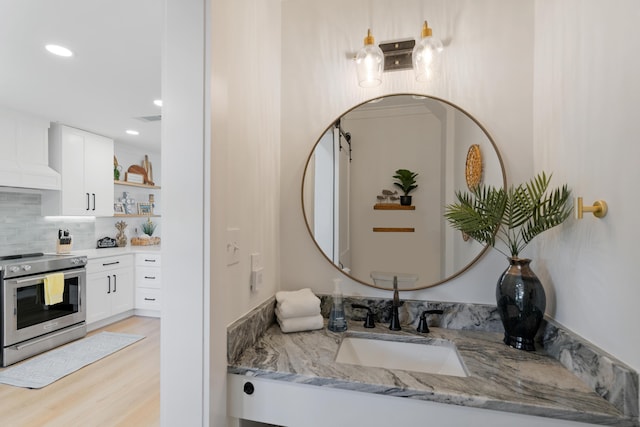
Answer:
393;169;418;196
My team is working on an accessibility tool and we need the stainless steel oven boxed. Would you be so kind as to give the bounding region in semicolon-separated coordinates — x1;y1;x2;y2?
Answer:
0;253;87;366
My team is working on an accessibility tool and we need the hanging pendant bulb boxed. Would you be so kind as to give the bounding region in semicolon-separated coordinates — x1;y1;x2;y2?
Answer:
412;21;443;82
355;29;384;88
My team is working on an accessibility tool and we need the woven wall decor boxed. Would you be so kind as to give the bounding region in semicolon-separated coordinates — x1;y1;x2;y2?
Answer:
465;144;483;190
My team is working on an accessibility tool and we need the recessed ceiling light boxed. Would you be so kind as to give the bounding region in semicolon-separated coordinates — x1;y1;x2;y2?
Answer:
45;44;73;57
126;130;140;136
153;99;163;107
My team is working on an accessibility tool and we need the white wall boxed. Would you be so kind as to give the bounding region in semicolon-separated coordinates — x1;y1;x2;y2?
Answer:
345;106;441;285
281;0;639;387
162;0;281;424
161;0;208;425
443;106;504;277
210;0;281;325
209;0;282;424
162;0;638;423
281;0;534;301
161;0;280;426
532;0;640;374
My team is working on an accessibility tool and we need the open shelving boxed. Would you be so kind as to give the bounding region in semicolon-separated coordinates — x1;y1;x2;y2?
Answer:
114;180;161;189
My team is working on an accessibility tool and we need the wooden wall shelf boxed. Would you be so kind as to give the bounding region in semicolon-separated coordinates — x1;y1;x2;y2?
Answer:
373;203;415;210
373;227;415;232
114;180;161;189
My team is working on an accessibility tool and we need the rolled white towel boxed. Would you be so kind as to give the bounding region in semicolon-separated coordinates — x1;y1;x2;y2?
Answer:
277;314;324;333
275;288;321;319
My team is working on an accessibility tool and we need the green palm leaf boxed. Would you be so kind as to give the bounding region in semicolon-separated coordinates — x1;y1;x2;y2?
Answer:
445;172;572;257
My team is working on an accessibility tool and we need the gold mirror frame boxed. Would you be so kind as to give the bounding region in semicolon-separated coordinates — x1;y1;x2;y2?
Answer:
301;94;506;290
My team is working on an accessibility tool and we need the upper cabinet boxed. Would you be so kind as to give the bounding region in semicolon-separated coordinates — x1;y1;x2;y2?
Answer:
0;107;61;190
43;124;114;216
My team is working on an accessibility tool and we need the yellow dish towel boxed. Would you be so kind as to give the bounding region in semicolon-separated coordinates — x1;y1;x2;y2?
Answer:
44;273;65;305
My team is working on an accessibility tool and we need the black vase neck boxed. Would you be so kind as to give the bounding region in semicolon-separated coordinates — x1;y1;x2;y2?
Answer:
508;257;531;265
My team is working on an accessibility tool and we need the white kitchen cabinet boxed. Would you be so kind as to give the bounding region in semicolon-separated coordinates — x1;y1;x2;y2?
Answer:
134;253;161;317
86;255;134;326
44;124;114;216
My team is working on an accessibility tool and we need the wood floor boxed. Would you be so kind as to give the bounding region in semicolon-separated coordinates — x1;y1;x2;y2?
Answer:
0;316;160;427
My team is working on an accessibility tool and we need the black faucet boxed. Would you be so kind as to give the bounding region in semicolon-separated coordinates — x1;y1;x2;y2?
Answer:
416;309;444;333
351;304;375;328
389;276;401;331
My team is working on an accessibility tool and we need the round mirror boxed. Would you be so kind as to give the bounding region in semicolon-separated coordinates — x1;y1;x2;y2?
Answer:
301;94;506;290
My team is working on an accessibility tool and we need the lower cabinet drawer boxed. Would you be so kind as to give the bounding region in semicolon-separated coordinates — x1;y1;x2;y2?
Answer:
136;288;161;311
136;266;161;289
136;253;161;267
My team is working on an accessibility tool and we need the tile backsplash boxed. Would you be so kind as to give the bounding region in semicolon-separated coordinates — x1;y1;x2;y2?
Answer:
0;190;150;255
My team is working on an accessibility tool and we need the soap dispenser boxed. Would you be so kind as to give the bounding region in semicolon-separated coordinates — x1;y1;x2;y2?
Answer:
328;278;347;332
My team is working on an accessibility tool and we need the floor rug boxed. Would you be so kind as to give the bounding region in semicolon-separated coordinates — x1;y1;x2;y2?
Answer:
0;331;144;389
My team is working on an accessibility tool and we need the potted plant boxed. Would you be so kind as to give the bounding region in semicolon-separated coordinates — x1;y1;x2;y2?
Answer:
393;169;418;206
444;172;572;351
141;218;157;236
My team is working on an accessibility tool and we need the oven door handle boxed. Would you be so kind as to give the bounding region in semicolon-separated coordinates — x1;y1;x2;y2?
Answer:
14;323;86;350
11;269;86;284
15;275;52;284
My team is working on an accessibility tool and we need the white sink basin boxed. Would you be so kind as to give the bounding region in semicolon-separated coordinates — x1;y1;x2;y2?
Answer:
335;337;468;377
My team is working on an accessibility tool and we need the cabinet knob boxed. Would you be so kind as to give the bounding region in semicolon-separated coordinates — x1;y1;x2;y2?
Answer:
243;382;254;395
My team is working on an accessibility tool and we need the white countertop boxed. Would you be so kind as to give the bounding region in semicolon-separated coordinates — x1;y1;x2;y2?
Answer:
70;245;161;259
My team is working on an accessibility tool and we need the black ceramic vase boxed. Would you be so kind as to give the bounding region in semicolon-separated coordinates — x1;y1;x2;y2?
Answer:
400;195;412;206
496;258;546;351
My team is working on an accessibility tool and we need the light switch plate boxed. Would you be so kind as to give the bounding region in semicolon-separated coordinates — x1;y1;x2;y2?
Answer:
226;228;240;266
250;252;262;271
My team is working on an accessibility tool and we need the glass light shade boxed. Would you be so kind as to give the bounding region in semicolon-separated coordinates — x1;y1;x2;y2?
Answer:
45;44;73;57
412;22;443;82
355;30;384;88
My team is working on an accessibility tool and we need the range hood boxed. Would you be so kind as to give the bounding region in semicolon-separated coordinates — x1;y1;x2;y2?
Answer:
0;107;61;191
0;161;61;190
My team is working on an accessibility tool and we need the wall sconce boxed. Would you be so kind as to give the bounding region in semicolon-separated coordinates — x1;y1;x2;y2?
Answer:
354;21;443;86
412;20;444;82
379;39;415;72
576;197;608;219
355;29;384;88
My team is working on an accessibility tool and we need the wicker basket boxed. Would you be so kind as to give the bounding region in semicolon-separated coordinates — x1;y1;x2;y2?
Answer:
131;236;161;246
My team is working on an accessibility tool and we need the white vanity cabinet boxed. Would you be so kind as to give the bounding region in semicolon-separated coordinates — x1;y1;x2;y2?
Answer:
228;375;604;427
44;124;114;216
86;255;134;327
134;253;161;317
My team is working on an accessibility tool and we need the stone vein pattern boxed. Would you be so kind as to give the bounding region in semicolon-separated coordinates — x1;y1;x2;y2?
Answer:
227;296;275;364
229;321;636;426
227;295;638;426
319;296;504;332
542;320;639;418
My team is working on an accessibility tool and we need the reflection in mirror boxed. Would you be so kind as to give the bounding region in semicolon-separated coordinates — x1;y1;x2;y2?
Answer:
302;94;505;290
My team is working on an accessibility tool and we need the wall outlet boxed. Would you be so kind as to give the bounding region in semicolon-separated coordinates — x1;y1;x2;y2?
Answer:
250;268;263;292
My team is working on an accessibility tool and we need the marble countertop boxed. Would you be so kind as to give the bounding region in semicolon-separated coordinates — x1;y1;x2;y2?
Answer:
229;319;636;426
